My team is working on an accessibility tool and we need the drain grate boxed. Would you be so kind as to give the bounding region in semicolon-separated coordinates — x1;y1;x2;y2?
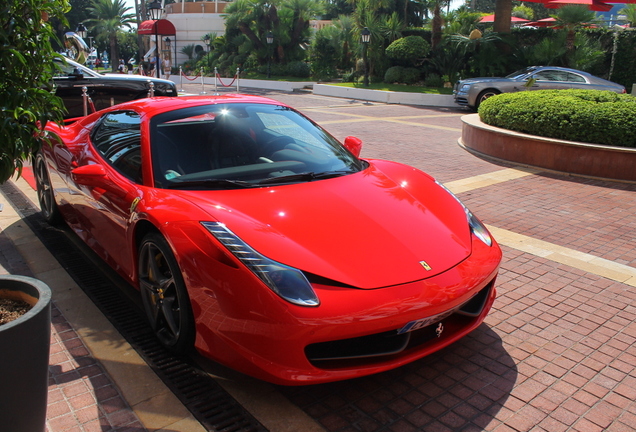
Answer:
1;181;267;432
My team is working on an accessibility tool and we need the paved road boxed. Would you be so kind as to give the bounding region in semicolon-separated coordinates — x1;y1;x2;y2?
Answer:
5;86;635;432
240;90;636;432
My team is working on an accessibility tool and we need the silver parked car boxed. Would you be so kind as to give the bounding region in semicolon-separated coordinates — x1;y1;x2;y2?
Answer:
453;66;626;110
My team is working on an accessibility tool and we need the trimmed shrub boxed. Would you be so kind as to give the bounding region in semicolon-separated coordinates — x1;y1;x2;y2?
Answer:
424;73;444;88
479;89;636;147
286;61;311;78
403;67;421;85
385;36;430;67
384;66;405;83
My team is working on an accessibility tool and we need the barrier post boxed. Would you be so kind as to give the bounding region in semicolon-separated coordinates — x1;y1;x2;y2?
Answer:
236;68;240;93
82;86;88;116
179;66;184;93
214;67;218;95
200;67;206;94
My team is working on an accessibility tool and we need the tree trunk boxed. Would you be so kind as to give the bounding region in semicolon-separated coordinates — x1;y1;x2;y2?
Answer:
431;4;442;50
493;0;512;34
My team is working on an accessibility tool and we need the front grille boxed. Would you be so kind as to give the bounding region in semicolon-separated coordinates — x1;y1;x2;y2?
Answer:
305;282;493;367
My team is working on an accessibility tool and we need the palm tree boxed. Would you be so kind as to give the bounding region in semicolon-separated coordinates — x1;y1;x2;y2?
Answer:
431;0;450;49
553;5;597;53
618;4;636;27
493;0;512;33
86;0;136;72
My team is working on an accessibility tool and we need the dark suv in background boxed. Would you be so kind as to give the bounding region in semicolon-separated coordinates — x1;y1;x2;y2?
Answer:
53;57;178;118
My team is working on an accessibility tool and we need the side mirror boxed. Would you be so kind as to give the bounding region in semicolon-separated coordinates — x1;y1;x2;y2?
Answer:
72;164;127;197
344;136;363;158
71;164;107;186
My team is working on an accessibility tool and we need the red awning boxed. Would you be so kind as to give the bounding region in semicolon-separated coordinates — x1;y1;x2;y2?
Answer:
138;19;176;35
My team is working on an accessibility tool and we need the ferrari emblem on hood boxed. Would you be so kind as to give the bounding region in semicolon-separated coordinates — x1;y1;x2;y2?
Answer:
419;260;432;271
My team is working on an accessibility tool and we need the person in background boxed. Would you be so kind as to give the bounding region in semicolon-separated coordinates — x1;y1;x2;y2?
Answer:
163;56;171;79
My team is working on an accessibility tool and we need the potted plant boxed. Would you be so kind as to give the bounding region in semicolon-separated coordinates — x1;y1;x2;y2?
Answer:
0;276;52;432
1;1;69;431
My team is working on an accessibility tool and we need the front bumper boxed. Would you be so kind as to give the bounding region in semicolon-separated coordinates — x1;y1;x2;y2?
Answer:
187;232;502;385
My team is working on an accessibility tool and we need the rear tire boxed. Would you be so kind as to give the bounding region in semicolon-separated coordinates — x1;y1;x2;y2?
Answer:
138;232;195;354
34;153;63;225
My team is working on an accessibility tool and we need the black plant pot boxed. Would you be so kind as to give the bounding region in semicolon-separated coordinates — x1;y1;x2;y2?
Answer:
0;275;52;432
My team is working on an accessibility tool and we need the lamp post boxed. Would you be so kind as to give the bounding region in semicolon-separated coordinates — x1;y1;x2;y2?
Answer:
76;23;87;39
148;0;163;78
266;31;273;79
361;27;371;87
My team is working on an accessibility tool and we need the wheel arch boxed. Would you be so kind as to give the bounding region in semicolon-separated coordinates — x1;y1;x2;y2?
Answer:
474;88;501;110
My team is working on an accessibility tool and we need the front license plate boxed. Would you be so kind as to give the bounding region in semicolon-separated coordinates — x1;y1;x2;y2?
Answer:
397;310;454;335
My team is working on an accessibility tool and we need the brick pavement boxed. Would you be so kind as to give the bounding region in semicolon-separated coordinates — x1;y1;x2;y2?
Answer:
1;86;635;432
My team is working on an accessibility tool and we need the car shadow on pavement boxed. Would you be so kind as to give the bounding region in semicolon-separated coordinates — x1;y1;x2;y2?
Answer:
279;323;516;431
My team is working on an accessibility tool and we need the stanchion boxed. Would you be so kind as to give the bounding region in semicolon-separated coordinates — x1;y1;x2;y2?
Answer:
214;67;219;95
147;81;155;98
82;86;89;117
179;66;184;93
200;67;206;95
236;68;240;93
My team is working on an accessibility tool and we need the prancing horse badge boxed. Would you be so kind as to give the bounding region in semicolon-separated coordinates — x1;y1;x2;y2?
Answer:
419;260;432;271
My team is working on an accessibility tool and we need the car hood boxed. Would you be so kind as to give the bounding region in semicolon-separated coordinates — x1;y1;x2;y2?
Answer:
178;160;473;289
458;77;509;85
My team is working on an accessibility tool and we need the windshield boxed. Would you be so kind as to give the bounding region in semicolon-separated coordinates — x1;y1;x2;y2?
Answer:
53;57;102;78
505;67;537;79
150;103;365;189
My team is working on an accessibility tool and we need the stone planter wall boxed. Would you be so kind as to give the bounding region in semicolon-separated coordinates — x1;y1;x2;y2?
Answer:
459;114;636;183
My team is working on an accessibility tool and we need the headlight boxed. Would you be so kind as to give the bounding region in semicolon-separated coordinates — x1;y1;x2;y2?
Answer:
460;84;471;92
435;181;493;247
201;222;320;307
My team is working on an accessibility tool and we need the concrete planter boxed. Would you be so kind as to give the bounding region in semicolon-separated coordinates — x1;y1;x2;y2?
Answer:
459;114;636;183
0;276;52;432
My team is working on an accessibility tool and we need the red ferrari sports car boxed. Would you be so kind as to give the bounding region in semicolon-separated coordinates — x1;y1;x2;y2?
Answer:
35;95;502;385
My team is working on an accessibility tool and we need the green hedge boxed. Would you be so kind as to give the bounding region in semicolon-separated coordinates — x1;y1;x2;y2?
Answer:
478;90;636;147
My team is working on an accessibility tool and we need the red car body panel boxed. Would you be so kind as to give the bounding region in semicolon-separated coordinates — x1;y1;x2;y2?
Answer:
40;95;502;385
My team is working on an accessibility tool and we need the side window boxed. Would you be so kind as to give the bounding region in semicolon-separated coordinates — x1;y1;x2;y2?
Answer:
534;71;568;82
566;73;586;83
91;111;143;183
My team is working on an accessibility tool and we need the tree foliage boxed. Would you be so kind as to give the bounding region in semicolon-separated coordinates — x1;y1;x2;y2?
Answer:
0;0;70;183
86;0;136;72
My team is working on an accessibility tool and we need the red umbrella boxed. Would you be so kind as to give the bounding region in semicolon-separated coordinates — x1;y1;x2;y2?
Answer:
522;17;558;27
545;0;613;11
479;14;530;23
524;0;634;10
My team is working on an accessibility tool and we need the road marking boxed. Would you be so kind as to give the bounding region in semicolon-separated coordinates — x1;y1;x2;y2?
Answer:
439;167;636;287
487;225;636;287
444;167;540;194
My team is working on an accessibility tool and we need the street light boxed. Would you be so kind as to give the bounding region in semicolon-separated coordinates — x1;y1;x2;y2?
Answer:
76;23;87;39
147;1;163;78
266;31;273;79
361;27;370;87
203;34;211;52
147;0;163;20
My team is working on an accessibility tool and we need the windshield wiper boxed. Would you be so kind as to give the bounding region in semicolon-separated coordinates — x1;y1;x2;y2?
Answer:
166;178;255;190
257;170;354;185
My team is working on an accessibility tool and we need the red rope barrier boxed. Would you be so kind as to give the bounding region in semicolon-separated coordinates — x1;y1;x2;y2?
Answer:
215;72;238;87
180;69;202;81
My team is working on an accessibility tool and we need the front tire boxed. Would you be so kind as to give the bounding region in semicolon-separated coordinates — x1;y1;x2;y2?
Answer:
475;89;501;110
34;153;63;225
138;232;195;354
